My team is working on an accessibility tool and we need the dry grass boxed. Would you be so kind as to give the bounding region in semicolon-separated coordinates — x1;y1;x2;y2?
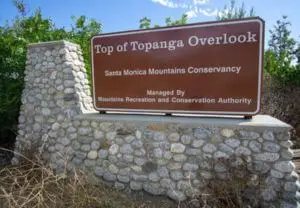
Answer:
0;148;146;208
0;149;265;208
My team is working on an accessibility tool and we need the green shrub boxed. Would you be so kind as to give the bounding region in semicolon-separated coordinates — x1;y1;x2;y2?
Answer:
264;16;300;86
0;6;101;147
264;50;300;86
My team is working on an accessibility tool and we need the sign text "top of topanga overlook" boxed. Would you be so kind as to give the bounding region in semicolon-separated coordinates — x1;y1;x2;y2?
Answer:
94;31;258;55
91;18;264;115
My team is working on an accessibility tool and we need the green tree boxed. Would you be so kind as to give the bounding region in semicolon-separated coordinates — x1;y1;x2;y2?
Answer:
264;16;299;86
70;15;101;81
0;8;61;145
295;44;300;64
268;16;296;58
12;0;27;16
165;14;188;26
139;14;188;29
0;1;101;147
217;0;255;20
139;17;151;29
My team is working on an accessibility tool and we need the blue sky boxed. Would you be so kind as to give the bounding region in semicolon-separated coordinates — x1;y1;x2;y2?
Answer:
0;0;299;44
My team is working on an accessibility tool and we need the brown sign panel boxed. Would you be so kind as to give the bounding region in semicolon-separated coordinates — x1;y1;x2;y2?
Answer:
91;18;264;115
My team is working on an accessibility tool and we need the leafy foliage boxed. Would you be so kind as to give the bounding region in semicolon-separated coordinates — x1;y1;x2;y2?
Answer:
139;14;188;29
70;15;101;81
0;2;101;146
164;14;188;27
0;9;59;144
264;16;300;86
268;16;296;57
139;17;152;29
217;0;255;21
12;0;27;16
295;44;300;64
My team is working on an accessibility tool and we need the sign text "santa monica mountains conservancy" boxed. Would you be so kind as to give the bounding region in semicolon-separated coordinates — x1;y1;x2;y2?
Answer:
91;18;264;115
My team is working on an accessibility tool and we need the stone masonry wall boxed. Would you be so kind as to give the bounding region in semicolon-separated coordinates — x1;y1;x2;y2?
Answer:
13;41;300;208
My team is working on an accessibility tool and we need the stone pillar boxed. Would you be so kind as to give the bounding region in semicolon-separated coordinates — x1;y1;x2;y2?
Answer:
13;41;95;163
